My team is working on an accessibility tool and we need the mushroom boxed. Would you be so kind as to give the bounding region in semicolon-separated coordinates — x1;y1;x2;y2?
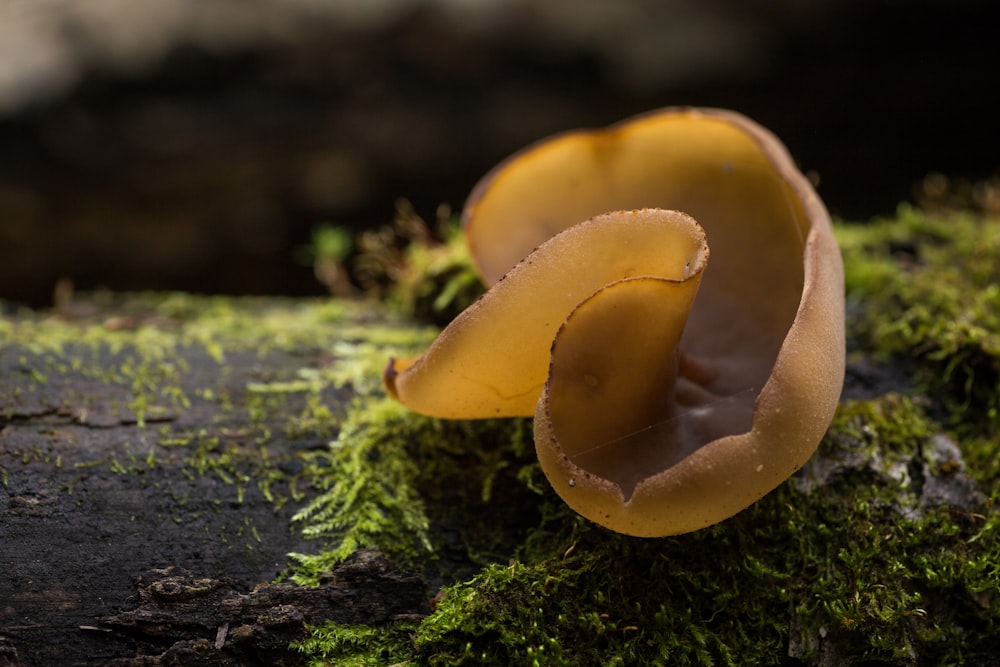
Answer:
383;107;845;537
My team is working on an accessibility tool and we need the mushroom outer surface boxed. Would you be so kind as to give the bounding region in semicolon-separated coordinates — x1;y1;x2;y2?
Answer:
385;107;845;537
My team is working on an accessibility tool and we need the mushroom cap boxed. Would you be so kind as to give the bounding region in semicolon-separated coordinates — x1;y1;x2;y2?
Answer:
384;208;709;418
384;107;845;537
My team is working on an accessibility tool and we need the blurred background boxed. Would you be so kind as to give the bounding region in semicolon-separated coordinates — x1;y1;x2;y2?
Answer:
1;0;997;307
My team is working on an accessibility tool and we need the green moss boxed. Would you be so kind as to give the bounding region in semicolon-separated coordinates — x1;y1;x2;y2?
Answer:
824;392;931;458
293;396;997;666
289;388;999;665
292;204;1000;665
388;222;484;325
287;396;542;586
288;399;435;582
347;201;485;326
292;620;422;666
837;204;1000;431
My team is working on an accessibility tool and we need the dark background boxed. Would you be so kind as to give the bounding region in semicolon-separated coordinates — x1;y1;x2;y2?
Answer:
1;0;997;307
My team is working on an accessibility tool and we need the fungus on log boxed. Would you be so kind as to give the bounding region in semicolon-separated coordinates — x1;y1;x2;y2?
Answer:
384;108;845;537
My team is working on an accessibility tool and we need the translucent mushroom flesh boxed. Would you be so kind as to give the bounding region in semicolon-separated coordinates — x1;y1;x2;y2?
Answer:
383;107;845;537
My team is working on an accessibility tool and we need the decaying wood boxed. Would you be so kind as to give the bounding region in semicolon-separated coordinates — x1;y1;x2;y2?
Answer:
0;294;428;666
99;550;429;666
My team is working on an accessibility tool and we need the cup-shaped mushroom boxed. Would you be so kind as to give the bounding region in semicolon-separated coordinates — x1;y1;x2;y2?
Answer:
383;107;845;537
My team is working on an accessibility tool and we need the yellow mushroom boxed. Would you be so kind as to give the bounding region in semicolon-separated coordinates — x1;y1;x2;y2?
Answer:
383;107;845;537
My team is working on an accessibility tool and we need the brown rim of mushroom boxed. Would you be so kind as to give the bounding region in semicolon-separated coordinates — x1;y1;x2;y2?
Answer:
383;107;845;537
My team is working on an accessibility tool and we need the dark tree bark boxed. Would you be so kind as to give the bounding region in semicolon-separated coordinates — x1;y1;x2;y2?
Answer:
0;294;429;666
98;550;428;666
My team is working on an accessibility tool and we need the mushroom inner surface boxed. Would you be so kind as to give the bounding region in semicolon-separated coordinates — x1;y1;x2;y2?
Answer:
469;116;808;488
545;273;755;500
515;118;809;499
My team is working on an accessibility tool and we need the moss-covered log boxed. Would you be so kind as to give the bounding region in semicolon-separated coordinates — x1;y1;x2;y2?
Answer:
2;203;999;666
0;294;435;665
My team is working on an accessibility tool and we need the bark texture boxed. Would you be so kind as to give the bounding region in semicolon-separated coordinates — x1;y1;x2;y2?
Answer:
0;294;428;665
